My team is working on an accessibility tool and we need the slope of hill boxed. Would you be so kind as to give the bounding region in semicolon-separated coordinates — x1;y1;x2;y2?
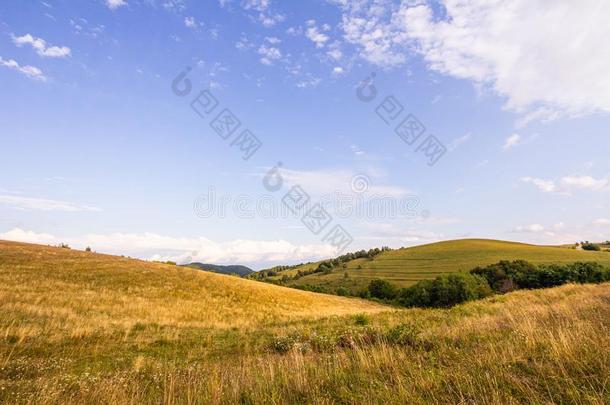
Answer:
183;262;254;277
259;239;610;294
0;239;608;403
0;240;386;331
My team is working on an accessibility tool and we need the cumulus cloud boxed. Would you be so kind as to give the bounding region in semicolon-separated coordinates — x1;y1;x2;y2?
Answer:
333;0;610;120
332;66;345;76
0;228;339;268
334;0;406;67
0;57;46;81
258;43;282;65
522;175;609;194
242;0;284;27
184;16;200;29
305;19;330;48
12;33;71;58
105;0;127;9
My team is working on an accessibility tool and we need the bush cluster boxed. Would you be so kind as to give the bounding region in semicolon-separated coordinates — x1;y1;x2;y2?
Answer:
364;260;610;309
472;260;610;292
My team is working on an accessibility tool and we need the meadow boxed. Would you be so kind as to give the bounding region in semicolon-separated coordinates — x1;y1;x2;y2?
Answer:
0;240;609;404
261;239;610;294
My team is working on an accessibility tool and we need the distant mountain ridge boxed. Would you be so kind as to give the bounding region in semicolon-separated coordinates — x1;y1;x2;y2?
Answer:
183;262;254;277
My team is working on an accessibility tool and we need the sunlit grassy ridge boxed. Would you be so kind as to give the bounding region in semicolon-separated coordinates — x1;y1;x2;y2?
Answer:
0;240;386;332
1;240;609;403
267;238;610;293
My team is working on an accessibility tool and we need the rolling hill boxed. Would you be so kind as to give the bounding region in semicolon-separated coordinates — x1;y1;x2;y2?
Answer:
256;239;610;294
182;262;254;277
0;239;608;403
0;240;385;330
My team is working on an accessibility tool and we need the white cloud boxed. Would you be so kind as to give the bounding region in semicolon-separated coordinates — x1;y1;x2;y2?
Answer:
521;177;557;193
258;43;282;65
276;167;410;197
503;133;521;150
0;228;339;268
264;36;281;45
561;176;608;191
242;0;269;11
594;218;610;226
333;0;407;67
333;0;610;120
305;20;330;48
242;0;284;27
162;0;185;12
332;66;345;76
184;16;199;28
286;26;302;36
11;33;71;58
511;222;566;238
0;57;46;81
449;133;471;151
327;41;343;60
522;175;609;194
105;0;127;10
401;0;610;118
258;12;285;27
0;194;100;212
513;224;546;233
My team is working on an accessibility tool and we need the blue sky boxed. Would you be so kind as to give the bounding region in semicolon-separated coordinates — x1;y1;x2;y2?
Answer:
1;0;610;269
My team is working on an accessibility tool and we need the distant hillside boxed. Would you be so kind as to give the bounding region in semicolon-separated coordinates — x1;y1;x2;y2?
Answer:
183;262;254;277
253;238;610;294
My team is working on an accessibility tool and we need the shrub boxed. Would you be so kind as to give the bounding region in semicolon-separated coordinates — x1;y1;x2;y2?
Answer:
368;279;398;300
386;323;421;347
85;246;92;252
399;273;492;308
472;260;610;292
581;242;601;251
471;260;536;292
353;313;370;326
336;287;349;296
271;336;297;353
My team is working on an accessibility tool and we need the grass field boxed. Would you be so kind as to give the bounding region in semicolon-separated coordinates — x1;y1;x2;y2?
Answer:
1;240;609;403
267;239;610;294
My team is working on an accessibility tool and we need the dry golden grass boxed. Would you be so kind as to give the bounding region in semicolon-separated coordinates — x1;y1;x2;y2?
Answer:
1;240;609;404
0;240;386;334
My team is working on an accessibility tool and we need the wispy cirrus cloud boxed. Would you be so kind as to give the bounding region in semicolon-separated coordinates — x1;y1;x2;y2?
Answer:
0;195;101;212
503;134;521;150
522;175;609;195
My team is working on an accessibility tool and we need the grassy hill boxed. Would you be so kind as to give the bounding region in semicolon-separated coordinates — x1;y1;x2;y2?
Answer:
0;239;608;403
182;262;254;277
258;239;610;294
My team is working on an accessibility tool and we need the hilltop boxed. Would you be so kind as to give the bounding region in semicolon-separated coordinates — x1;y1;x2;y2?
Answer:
253;238;610;294
182;262;254;277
